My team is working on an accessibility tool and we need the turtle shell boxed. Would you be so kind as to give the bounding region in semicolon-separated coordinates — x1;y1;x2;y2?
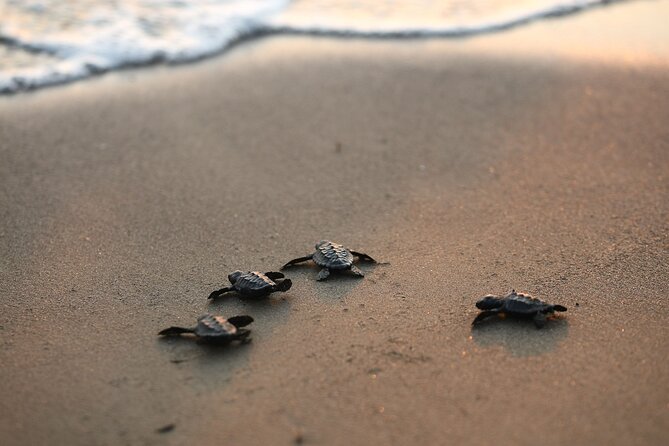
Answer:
231;271;277;297
502;291;551;314
193;314;238;340
312;240;354;270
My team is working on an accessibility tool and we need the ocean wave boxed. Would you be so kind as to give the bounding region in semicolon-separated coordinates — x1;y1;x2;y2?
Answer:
0;0;619;94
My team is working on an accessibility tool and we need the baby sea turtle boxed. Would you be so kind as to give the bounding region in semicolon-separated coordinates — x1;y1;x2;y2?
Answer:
282;240;376;281
208;271;292;300
472;290;567;328
158;314;253;344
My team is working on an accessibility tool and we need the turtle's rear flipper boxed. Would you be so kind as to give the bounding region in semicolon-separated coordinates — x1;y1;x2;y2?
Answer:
227;315;254;328
281;255;313;269
553;305;567;312
350;265;365;277
317;268;330;281
264;271;284;280
274;278;292;292
351;251;376;263
159;326;194;336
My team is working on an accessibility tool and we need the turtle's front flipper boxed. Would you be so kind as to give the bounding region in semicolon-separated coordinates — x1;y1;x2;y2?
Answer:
317;268;331;281
552;305;567;312
351;251;376;263
236;329;252;344
533;312;548;328
208;287;234;300
472;311;498;326
273;278;292;292
159;326;195;336
350;265;365;277
281;255;313;269
227;315;254;328
264;271;285;280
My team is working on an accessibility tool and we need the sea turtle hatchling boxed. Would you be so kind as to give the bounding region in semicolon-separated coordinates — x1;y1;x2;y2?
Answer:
282;240;377;281
472;290;567;328
158;314;254;344
207;271;292;300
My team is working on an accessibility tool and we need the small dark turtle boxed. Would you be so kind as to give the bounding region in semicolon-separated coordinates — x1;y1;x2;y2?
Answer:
158;314;253;344
282;240;376;281
208;271;292;300
472;290;567;328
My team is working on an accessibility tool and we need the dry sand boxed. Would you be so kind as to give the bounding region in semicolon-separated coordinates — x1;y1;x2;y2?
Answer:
1;1;668;445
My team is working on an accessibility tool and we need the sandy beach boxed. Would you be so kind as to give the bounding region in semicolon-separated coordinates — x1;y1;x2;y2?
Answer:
1;1;668;445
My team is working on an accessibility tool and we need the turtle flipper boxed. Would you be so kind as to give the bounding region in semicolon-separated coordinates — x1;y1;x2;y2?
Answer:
472;311;498;326
281;255;313;269
264;271;285;280
159;326;195;336
236;329;252;344
227;315;254;328
552;305;567;312
351;251;376;263
208;287;234;300
533;312;547;329
273;278;292;292
350;265;365;277
317;268;331;281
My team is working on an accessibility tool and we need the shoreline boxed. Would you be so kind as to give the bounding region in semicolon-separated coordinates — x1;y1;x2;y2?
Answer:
0;0;658;96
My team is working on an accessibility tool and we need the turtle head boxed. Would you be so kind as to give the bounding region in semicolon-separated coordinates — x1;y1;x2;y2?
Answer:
476;295;503;310
228;270;244;284
315;240;329;249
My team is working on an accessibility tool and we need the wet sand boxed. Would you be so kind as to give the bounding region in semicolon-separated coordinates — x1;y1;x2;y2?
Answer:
1;1;668;445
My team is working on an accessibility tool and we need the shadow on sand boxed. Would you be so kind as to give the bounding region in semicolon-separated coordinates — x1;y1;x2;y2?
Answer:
471;316;569;357
157;297;292;368
157;334;254;364
283;262;379;301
